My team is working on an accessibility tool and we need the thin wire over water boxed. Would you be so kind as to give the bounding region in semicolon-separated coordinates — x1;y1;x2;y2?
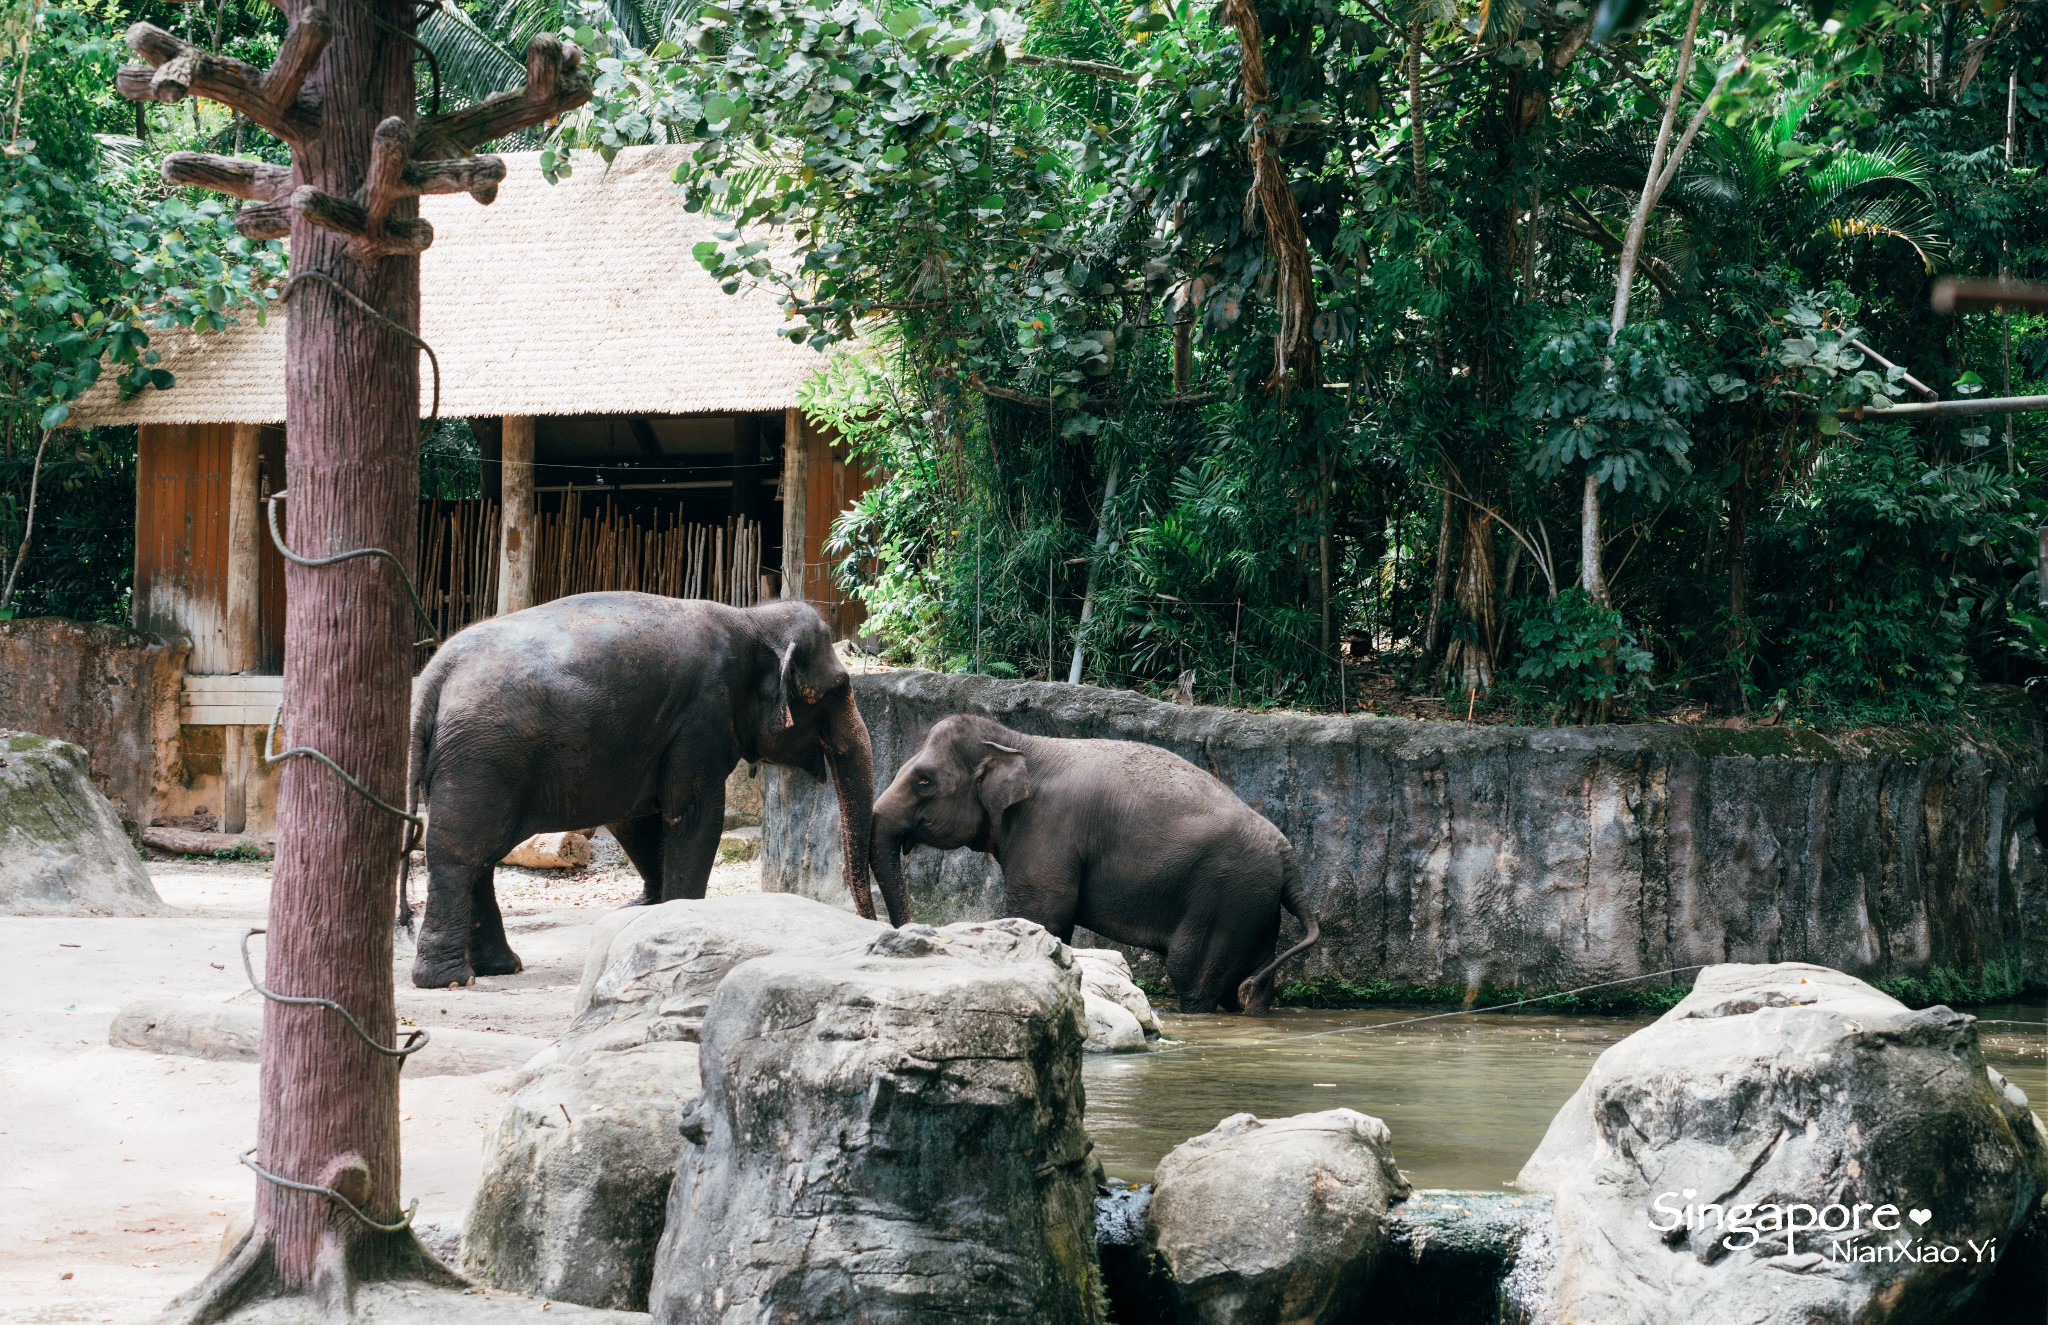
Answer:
1148;964;1713;1055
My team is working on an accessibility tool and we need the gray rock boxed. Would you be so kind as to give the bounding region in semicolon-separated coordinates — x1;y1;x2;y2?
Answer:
1074;945;1161;1038
0;730;161;915
1083;991;1147;1053
1147;1109;1410;1325
763;670;2046;995
1515;961;2048;1325
109;999;548;1076
1384;1189;1554;1325
411;1212;466;1271
179;1283;647;1323
465;894;885;1310
649;918;1104;1324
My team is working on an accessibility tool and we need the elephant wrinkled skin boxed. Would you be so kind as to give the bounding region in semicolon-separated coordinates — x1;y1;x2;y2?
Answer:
406;593;882;988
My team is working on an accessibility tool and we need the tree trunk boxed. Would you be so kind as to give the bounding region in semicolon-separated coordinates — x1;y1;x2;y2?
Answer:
1723;441;1751;711
1447;505;1496;690
1407;21;1428;209
1220;0;1318;391
1422;482;1455;660
1579;471;1607;605
254;0;423;1298
116;1;587;1312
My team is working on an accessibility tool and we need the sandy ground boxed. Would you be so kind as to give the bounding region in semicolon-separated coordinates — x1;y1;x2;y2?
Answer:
0;839;758;1325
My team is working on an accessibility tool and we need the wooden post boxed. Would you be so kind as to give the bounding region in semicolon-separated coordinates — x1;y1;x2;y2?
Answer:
222;423;263;836
498;415;535;615
225;424;263;672
781;407;807;600
221;726;250;834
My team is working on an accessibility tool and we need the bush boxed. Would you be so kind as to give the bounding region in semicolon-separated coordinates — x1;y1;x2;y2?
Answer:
1509;589;1654;721
1751;427;2023;722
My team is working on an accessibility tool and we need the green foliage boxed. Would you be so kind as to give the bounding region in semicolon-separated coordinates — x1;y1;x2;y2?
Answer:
1518;316;1701;499
1;5;282;620
1751;427;2025;721
1871;959;2027;1011
1509;589;1654;717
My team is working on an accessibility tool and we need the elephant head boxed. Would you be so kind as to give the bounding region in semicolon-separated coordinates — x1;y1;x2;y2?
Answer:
870;714;1030;915
743;601;895;924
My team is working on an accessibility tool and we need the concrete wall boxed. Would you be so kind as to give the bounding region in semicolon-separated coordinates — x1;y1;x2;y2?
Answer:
0;618;188;829
764;670;2047;995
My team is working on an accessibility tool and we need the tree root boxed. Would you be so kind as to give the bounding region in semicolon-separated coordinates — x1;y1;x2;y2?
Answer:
158;1224;463;1325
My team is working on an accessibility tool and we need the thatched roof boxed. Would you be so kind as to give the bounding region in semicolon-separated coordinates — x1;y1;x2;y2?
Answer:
70;147;822;426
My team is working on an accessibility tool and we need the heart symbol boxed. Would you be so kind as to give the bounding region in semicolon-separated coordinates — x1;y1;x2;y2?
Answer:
1682;1189;1696;1200
1909;1208;1932;1227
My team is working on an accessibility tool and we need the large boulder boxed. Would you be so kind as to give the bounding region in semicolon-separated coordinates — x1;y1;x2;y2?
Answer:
1145;1109;1409;1325
1074;946;1160;1053
649;918;1104;1324
0;730;160;915
463;893;884;1310
1516;962;2048;1325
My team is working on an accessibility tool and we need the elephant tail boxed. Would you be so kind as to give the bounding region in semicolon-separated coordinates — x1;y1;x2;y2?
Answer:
399;659;447;933
1237;839;1318;1013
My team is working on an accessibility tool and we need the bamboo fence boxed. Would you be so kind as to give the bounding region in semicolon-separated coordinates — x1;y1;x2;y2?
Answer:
416;492;770;639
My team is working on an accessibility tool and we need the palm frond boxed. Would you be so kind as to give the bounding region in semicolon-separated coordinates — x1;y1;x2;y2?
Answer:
1805;143;1931;210
1824;196;1947;273
1474;0;1526;50
417;2;527;104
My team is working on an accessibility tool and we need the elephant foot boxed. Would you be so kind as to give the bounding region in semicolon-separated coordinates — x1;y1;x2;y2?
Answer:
411;938;475;989
614;894;656;910
470;946;524;978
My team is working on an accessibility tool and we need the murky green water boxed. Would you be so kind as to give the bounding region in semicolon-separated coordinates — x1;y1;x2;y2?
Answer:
1082;1000;2048;1191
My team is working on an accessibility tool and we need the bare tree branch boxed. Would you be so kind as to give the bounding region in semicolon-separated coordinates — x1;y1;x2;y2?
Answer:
1007;53;1141;84
118;14;328;145
412;34;592;160
163;152;294;201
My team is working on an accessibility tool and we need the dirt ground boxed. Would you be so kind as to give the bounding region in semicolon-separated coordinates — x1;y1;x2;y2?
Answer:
0;838;758;1325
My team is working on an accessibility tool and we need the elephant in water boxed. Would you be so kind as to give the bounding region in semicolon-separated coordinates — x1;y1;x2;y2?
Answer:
406;593;890;988
870;713;1318;1012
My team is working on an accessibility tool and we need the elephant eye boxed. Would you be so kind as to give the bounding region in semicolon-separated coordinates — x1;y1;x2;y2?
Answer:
914;775;932;792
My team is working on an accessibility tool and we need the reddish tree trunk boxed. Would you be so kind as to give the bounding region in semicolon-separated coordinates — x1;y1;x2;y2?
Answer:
257;0;421;1291
117;0;587;1312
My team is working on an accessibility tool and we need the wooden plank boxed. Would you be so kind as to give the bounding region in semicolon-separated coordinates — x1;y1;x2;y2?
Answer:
224;424;262;673
184;676;286;694
135;423;234;671
182;705;283;726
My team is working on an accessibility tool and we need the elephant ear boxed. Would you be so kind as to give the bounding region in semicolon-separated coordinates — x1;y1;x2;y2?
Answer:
974;741;1032;818
768;640;798;733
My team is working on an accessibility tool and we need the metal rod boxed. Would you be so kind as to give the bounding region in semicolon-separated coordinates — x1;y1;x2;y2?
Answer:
1838;394;2048;421
1931;278;2048;314
1846;339;1937;401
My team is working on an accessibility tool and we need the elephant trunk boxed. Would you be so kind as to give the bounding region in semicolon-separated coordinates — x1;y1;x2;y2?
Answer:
869;813;911;929
823;689;886;923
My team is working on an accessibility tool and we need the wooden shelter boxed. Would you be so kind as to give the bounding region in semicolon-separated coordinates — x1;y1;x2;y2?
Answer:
69;145;870;837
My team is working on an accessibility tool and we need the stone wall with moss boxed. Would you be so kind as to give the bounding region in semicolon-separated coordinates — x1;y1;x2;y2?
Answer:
765;671;2045;1000
0;618;188;829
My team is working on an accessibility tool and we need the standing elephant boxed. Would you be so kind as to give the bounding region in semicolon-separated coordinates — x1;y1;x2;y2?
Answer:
406;593;896;988
870;714;1318;1012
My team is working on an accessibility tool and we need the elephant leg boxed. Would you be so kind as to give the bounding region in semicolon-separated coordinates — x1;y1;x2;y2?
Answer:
467;869;522;977
999;850;1080;943
413;848;490;989
609;814;665;906
659;786;726;902
1164;912;1241;1015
